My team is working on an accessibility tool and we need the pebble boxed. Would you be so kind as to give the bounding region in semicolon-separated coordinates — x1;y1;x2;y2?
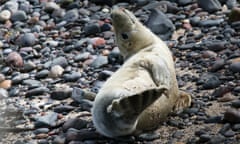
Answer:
229;62;240;73
138;132;160;141
62;118;88;132
74;52;90;62
88;37;106;47
35;70;49;79
63;72;81;82
146;8;175;40
197;0;222;13
223;108;240;123
0;73;5;82
71;87;96;103
25;87;49;97
53;105;75;113
209;59;225;72
0;80;12;89
33;128;50;135
90;55;108;68
3;1;19;13
11;10;28;22
231;100;240;108
44;2;60;13
6;52;24;67
48;65;64;78
50;87;72;100
18;33;36;47
0;10;11;22
197;73;221;89
22;61;36;72
51;57;68;68
0;88;8;99
34;112;58;128
63;9;79;22
228;7;240;22
83;23;101;36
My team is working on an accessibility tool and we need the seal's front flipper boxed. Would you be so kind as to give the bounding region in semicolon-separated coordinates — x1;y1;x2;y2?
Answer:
173;90;192;114
107;86;168;122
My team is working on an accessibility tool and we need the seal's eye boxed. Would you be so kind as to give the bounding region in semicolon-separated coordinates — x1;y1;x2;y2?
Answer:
121;33;129;40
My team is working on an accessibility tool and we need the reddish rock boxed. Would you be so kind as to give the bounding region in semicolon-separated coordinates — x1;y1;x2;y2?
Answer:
6;52;24;67
0;80;12;89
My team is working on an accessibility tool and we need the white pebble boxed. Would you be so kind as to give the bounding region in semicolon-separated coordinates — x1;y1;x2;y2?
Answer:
0;10;11;21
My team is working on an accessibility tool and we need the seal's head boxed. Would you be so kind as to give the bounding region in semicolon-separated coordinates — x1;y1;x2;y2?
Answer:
111;8;154;59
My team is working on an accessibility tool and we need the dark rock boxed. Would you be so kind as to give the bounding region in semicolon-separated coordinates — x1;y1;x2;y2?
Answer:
203;40;228;52
209;59;225;72
223;109;240;123
34;112;58;128
101;23;112;32
199;134;211;143
33;128;50;135
108;48;124;64
223;129;235;137
98;70;113;81
176;0;194;6
197;73;221;89
63;9;79;22
35;70;49;79
205;116;223;123
199;19;224;27
66;128;103;142
208;134;225;144
53;105;75;113
229;62;240;73
62;118;88;132
231;100;240;108
63;72;81;82
228;7;240;22
26;87;50;97
232;124;240;131
12;74;29;84
11;10;27;22
83;23;101;36
52;135;66;144
22;61;36;72
18;33;36;47
50;87;72;100
212;86;231;98
219;123;231;135
145;8;175;40
197;0;222;13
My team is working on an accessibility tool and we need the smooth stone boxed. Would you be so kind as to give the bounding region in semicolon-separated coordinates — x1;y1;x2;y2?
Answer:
3;1;19;13
49;65;64;78
197;73;221;89
231;100;240;108
0;73;5;82
0;80;12;89
63;9;79;22
35;70;49;79
228;7;240;22
23;79;42;88
71;87;96;103
229;62;240;73
219;123;231;135
208;134;225;144
34;112;58;128
138;132;160;141
53;105;75;113
22;61;36;72
0;88;8;99
211;86;231;98
6;52;24;67
66;128;103;142
26;87;49;97
52;135;66;144
50;87;72;100
205;116;223;123
98;70;113;81
74;52;90;62
43;40;59;47
33;128;50;135
197;0;222;13
176;0;194;5
101;23;112;32
199;19;224;27
108;49;123;64
146;8;175;40
199;134;211;143
11;10;27;22
223;129;235;137
62;118;88;132
12;74;29;84
18;33;36;47
51;57;68;68
44;2;60;13
203;40;227;52
223;108;240;123
209;59;225;72
232;124;240;131
0;10;11;21
63;72;81;82
90;55;108;68
83;23;101;36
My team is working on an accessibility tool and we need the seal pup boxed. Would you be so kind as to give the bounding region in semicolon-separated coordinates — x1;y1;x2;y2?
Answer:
92;8;191;138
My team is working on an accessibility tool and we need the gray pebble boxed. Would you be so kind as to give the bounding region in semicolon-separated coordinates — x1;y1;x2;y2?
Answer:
63;72;81;82
18;33;36;47
63;9;79;22
51;57;68;68
26;87;49;97
35;70;49;79
62;118;88;132
50;87;72;100
90;55;108;68
34;112;58;128
11;10;28;22
0;88;8;99
33;128;50;135
229;62;240;73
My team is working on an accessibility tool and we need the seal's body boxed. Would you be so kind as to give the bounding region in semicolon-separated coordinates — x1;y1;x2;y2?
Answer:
92;8;191;138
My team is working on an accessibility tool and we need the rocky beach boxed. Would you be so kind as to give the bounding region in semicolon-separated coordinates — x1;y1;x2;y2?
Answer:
0;0;240;143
